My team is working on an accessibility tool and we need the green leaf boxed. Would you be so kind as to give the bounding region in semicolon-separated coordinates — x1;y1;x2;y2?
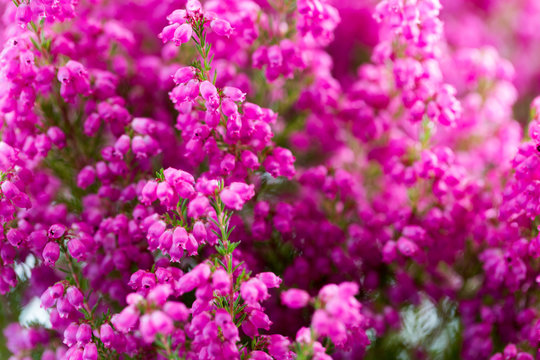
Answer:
30;37;40;51
235;312;247;327
234;304;247;315
216;245;226;256
232;261;244;273
227;226;237;238
228;241;241;253
79;307;90;320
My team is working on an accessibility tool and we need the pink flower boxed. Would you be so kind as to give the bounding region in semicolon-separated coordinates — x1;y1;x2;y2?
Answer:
139;311;174;343
223;86;246;102
186;0;202;14
212;269;231;293
159;23;180;43
77;166;96;189
281;289;310;309
112;305;139;333
76;324;92;345
1;181;20;200
67;239;86;261
199;81;220;110
240;278;268;305
164;301;190;321
211;19;233;37
397;237;419;257
99;324;114;347
66;286;84;309
187;195;211;218
83;342;98;360
173;66;197;84
256;272;282;288
15;4;32;24
140;180;158;205
173;24;193;46
48;224;67;239
43;242;60;266
220;182;255;210
176;263;211;294
47;127;66;148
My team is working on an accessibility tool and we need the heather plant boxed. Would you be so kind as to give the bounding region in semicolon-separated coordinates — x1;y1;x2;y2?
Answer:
2;0;540;359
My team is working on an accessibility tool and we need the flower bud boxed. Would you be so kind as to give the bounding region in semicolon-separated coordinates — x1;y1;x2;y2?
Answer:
28;230;48;251
140;180;158;205
1;181;20;200
156;181;176;208
147;284;173;306
40;288;55;308
212;269;231;292
173;66;197;84
185;234;198;256
57;297;74;318
241;150;260;170
151;310;174;334
99;324;114;347
63;322;78;346
47;126;66;148
211;19;233;37
173;24;192;46
220;154;236;174
114;135;131;155
159;23;180;43
77;166;96;189
281;289;310;309
50;282;65;298
83;342;98;360
66;286;84;309
257;272;282;288
397;237;419;257
84;113;101;136
67;238;86;261
76;323;92;344
15;4;32;24
186;0;202;14
111;305;139;333
172;226;188;249
192;221;207;243
6;228;24;247
158;229;173;253
43;242;60;266
164;301;190;321
48;224;67;239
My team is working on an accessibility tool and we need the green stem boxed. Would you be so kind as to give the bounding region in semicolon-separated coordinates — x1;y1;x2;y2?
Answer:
213;195;236;316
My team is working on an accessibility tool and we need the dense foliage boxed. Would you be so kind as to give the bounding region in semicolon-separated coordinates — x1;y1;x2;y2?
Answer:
2;0;540;359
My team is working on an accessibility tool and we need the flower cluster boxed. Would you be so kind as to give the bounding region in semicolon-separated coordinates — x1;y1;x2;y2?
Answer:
3;0;540;359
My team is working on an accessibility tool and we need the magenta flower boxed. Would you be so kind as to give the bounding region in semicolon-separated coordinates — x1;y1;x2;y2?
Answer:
211;19;233;37
77;166;96;189
42;242;60;266
281;289;310;309
66;286;84;309
173;24;193;46
111;305;139;333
